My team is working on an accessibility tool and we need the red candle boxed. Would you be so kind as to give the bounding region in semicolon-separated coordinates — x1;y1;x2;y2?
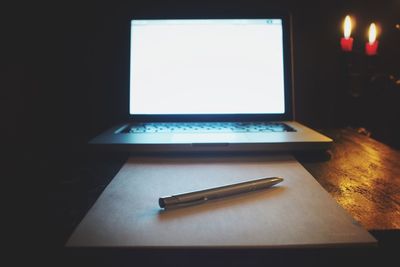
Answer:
341;15;354;52
341;37;354;52
365;41;379;56
365;23;379;56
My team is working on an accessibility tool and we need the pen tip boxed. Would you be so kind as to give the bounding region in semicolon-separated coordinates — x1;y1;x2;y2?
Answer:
159;198;166;208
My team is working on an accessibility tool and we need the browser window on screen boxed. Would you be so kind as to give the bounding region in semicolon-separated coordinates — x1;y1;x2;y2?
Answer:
129;19;285;115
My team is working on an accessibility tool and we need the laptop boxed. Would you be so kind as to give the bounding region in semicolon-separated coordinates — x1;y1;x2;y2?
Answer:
90;15;332;152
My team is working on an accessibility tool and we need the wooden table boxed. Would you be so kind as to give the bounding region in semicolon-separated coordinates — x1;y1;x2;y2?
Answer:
88;127;400;233
295;128;400;231
67;128;399;266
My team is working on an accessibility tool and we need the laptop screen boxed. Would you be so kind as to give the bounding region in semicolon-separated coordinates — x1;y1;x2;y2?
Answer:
129;19;286;116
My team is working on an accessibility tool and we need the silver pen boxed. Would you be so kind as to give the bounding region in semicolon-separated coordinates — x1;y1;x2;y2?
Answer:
159;176;283;209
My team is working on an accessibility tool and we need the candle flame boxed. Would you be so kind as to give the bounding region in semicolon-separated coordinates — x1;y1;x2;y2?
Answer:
368;23;377;44
343;15;352;38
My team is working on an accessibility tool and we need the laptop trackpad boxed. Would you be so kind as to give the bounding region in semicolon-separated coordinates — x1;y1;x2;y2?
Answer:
171;133;247;144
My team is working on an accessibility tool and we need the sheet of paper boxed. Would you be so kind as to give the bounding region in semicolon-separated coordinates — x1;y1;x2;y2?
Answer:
67;154;375;248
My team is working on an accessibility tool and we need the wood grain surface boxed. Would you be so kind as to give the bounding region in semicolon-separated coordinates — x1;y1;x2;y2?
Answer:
296;128;400;230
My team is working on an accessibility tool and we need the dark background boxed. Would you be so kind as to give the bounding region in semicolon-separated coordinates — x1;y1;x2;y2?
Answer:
4;0;399;264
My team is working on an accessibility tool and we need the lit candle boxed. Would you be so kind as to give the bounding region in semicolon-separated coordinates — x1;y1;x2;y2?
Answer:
365;23;379;56
340;15;354;52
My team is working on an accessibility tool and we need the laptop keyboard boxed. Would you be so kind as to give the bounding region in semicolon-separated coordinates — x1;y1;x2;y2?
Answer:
124;122;295;133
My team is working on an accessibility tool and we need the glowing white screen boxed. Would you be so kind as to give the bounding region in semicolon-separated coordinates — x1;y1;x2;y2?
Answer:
130;19;285;115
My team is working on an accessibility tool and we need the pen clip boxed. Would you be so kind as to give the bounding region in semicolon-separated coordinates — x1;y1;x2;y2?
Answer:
161;196;208;209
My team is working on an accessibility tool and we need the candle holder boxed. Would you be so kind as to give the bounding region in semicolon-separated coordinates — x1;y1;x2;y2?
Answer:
337;40;400;149
335;41;385;128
